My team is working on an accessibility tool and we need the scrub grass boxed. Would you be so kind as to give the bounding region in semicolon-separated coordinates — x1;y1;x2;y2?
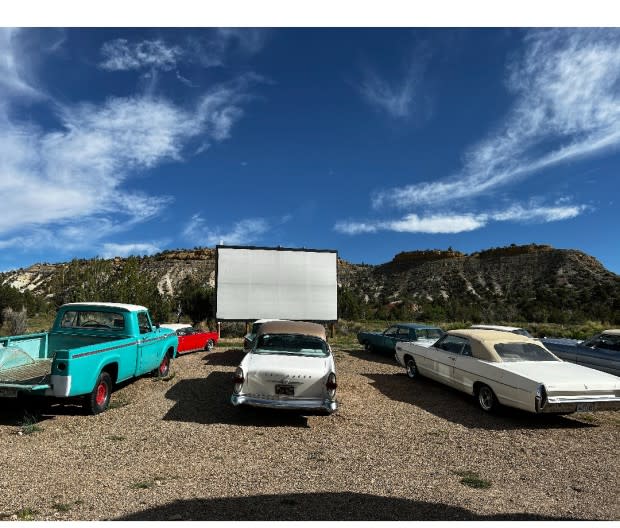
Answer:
17;412;43;435
454;470;492;489
15;508;39;520
130;480;155;490
107;435;126;442
108;395;130;409
52;503;72;512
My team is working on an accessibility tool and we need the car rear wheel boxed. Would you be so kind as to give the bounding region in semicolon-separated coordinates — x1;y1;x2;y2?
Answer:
405;356;418;379
205;339;215;351
477;384;497;412
364;342;373;353
84;371;112;414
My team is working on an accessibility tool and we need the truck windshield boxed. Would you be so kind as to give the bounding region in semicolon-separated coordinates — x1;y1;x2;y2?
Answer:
60;311;125;330
494;343;559;362
254;334;328;357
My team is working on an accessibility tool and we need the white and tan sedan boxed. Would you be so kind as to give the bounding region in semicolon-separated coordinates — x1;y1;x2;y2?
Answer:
395;329;620;414
231;320;338;414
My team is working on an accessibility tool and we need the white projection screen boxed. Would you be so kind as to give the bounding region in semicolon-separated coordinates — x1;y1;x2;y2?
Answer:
216;246;338;321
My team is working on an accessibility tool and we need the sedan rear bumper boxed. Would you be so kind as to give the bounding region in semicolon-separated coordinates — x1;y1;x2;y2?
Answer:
540;395;620;413
231;394;338;413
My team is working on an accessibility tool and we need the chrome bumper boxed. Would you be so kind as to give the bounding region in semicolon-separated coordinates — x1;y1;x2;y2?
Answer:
540;395;620;413
231;394;338;413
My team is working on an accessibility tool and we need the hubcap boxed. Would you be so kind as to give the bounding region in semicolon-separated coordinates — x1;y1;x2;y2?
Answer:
479;387;493;410
406;360;416;378
159;357;169;375
95;383;107;406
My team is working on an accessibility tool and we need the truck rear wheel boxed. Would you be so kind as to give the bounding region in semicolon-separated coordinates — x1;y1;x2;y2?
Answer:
84;371;112;415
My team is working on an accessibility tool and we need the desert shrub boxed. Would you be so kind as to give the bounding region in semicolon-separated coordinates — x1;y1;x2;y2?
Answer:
2;307;27;335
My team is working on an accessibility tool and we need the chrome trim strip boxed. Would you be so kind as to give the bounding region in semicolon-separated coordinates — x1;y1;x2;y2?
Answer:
231;394;337;413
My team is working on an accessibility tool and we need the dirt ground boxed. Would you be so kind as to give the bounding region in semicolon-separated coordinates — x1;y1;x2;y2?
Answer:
0;339;618;521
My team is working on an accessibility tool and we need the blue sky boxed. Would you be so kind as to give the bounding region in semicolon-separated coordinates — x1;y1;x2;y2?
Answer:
1;27;620;273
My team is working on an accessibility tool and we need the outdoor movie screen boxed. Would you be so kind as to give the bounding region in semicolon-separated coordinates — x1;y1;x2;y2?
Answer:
216;246;338;321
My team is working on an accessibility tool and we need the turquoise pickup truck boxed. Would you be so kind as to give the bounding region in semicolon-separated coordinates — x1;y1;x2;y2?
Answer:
0;302;178;414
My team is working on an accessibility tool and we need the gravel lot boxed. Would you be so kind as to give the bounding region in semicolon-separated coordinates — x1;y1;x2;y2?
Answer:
0;339;618;521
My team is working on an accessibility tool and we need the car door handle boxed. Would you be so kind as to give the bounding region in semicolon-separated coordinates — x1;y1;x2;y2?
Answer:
448;356;456;361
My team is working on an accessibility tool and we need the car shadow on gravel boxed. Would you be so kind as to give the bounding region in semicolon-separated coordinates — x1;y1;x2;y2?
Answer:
343;347;399;366
200;348;246;366
163;372;310;428
0;395;86;425
364;373;597;431
116;492;567;521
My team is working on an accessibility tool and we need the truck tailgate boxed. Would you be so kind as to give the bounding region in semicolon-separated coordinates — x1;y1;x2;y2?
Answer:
0;358;53;383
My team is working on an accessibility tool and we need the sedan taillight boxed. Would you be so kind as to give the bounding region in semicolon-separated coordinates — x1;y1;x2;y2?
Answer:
233;367;244;394
326;372;337;399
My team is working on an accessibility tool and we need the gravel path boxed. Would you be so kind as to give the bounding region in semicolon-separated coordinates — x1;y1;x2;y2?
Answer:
0;341;618;521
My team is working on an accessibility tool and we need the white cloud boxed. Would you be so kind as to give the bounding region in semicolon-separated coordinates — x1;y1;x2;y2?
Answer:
99;38;182;71
0;28;43;100
335;199;587;235
101;242;162;258
335;213;486;235
183;214;270;246
373;29;620;209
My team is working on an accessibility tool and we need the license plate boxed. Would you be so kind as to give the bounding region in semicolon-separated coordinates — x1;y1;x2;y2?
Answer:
577;403;594;412
275;384;294;396
0;387;18;398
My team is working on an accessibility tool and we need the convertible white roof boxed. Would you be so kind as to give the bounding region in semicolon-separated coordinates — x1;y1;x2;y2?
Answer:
61;302;148;312
160;323;193;331
449;329;545;362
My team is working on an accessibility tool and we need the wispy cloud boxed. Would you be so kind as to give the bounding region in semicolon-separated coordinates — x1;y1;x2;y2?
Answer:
0;31;261;255
359;68;419;119
0;28;43;100
183;214;270;246
335;199;587;235
357;45;430;120
100;38;182;71
372;29;620;209
100;30;268;73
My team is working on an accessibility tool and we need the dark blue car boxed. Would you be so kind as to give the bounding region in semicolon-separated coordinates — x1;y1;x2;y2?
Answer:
542;330;620;377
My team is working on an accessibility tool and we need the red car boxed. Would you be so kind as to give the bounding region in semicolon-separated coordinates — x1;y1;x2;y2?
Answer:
160;324;218;354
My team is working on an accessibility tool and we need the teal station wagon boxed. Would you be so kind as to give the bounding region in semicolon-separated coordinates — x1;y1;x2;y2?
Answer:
0;302;178;414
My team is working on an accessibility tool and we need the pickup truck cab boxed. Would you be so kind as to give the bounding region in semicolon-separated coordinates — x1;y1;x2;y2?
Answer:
0;302;178;414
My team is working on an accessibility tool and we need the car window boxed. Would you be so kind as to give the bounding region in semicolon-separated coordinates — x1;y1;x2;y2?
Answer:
60;310;125;330
435;335;468;354
594;334;620;351
384;327;399;336
254;334;329;357
418;328;443;340
137;312;152;334
462;343;473;356
494;343;559;362
398;327;411;337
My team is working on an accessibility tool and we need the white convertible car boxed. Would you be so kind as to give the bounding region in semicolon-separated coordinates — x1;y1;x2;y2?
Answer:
395;329;620;414
231;320;338;414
